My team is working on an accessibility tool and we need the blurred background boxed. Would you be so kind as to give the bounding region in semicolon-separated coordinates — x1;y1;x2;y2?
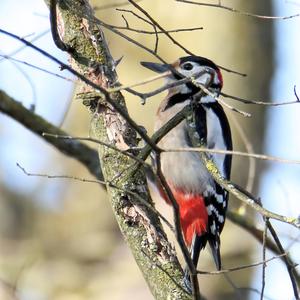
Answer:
0;0;299;299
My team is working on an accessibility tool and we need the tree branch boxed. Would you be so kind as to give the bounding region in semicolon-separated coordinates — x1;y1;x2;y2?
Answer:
200;154;299;228
175;0;300;20
44;0;192;299
0;89;102;179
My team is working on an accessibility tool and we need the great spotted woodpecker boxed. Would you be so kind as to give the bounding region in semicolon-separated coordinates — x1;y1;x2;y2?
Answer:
141;56;232;283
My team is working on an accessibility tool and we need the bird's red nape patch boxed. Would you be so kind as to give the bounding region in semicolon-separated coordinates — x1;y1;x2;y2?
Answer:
216;68;223;88
161;186;208;246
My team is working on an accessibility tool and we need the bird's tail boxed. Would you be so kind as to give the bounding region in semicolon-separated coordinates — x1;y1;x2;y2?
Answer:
208;236;221;270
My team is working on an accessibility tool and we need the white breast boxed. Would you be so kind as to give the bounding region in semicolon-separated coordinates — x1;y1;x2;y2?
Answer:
155;101;215;194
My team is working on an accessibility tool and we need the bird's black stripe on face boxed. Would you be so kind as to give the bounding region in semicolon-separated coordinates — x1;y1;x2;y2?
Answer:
172;72;200;93
163;93;194;111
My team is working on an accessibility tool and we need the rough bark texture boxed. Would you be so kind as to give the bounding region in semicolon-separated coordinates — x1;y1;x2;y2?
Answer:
45;0;190;299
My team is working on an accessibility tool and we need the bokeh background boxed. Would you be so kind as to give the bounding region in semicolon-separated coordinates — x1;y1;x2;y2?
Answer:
0;0;299;299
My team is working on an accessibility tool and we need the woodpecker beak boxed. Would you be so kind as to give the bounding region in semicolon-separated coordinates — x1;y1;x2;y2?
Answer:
140;61;171;73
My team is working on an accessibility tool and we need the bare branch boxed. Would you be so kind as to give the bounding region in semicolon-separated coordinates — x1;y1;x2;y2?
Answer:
197;254;286;275
162;147;300;165
0;54;74;82
16;163;174;232
108;24;204;34
93;0;144;11
0;89;102;179
227;210;300;279
176;0;300;20
108;71;170;93
128;0;194;55
0;29;49;63
294;85;300;101
182;124;300;228
0;28;160;152
191;80;251;117
116;7;154;27
266;219;300;298
97;1;246;77
125;75;195;104
221;91;300;106
0;51;37;111
260;218;268;300
126;0;243;77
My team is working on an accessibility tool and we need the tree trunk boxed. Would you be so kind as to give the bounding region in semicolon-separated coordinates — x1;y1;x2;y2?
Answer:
44;0;191;299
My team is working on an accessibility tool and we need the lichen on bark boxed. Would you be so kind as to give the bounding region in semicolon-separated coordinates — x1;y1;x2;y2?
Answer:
44;0;192;298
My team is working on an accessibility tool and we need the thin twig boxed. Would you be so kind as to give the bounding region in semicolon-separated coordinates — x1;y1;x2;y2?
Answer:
102;7;202;35
0;28;160;152
69;1;245;78
197;254;286;275
227;209;300;283
116;8;154;26
16;163;174;232
191;80;251;117
0;51;37;111
162;147;300;165
200;155;300;228
40;133;177;231
93;0;143;11
294;85;300;101
266;219;300;299
126;77;191;103
121;14;130;28
221;91;300;106
116;7;159;53
237;194;299;299
0;29;49;63
260;218;268;300
127;0;245;77
0;54;74;82
16;162;105;184
138;105;192;161
128;0;194;55
176;0;300;20
108;71;170;93
42;133;150;167
112;25;204;34
0;89;102;179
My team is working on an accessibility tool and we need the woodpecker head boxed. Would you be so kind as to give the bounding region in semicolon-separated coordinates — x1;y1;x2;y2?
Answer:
141;56;223;102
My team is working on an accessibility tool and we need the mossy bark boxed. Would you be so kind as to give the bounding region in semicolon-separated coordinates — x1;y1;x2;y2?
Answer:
44;0;191;299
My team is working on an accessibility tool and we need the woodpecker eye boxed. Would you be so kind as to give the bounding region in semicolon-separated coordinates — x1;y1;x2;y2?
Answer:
182;63;193;71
